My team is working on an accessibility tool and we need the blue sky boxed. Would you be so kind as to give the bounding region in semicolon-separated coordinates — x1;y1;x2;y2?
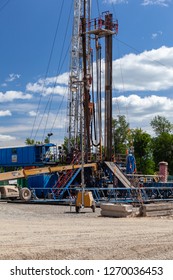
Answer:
0;0;173;147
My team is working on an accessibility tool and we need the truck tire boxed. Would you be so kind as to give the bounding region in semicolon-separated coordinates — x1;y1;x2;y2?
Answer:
19;188;31;201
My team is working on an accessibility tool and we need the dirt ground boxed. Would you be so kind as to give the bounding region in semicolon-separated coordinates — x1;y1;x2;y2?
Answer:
0;201;173;260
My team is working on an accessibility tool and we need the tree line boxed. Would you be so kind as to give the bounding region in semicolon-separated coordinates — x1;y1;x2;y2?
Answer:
113;115;173;174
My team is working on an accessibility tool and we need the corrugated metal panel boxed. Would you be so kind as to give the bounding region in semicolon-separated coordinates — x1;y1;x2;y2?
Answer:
0;146;39;166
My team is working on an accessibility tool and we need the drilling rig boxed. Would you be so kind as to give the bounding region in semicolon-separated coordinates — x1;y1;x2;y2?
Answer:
67;0;119;211
1;1;173;206
68;0;118;162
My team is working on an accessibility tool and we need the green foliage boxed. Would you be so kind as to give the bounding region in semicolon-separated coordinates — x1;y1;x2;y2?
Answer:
25;137;48;145
62;136;81;154
150;115;173;136
62;136;69;154
44;136;50;144
132;128;155;174
25;138;35;145
112;115;130;154
152;132;173;173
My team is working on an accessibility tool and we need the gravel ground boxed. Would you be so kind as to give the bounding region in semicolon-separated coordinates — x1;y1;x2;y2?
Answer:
0;201;173;260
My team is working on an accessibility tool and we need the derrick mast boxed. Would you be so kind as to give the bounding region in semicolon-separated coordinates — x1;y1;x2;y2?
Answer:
68;0;91;156
68;0;118;162
68;0;83;150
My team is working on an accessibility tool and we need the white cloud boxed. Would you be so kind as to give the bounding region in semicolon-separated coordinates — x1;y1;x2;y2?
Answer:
0;134;16;142
26;73;69;97
26;46;173;98
6;103;37;113
6;73;21;82
0;109;68;146
0;91;32;102
26;83;68;96
43;72;69;86
112;94;173;134
0;110;12;117
113;94;173;113
151;31;163;39
141;0;171;7
1;83;7;87
112;46;173;92
0;125;34;134
28;111;37;117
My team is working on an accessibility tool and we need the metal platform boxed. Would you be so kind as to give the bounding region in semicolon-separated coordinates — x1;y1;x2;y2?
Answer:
87;28;116;37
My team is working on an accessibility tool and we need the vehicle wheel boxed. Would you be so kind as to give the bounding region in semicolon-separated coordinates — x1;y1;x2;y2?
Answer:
19;188;31;201
75;206;80;213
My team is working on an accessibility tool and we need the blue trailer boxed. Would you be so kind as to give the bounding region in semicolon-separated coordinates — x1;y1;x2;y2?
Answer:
0;143;56;167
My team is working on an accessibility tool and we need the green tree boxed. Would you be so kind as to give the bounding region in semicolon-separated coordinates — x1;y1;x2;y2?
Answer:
44;136;50;144
25;138;43;145
112;115;130;154
152;132;173;173
132;128;155;174
62;136;69;155
25;138;35;145
150;115;173;136
62;136;81;155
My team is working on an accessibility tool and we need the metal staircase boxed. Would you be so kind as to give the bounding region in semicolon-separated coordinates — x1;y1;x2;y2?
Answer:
105;161;134;189
51;153;82;199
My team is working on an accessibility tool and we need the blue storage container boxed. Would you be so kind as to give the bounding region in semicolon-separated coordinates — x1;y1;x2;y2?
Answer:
0;143;56;167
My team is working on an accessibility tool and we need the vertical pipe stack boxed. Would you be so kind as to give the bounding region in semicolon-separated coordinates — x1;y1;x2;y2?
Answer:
104;13;113;161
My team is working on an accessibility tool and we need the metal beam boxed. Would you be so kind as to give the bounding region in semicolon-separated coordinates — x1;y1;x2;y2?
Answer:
104;13;113;161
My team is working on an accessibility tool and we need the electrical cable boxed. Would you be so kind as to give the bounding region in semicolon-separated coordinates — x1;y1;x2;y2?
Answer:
31;0;65;140
111;1;117;19
110;0;172;128
91;48;96;140
112;36;173;128
114;37;173;70
41;0;73;142
50;88;67;133
41;41;71;138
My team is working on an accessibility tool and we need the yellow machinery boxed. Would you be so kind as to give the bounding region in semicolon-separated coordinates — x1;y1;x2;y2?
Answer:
75;190;96;213
0;163;97;182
